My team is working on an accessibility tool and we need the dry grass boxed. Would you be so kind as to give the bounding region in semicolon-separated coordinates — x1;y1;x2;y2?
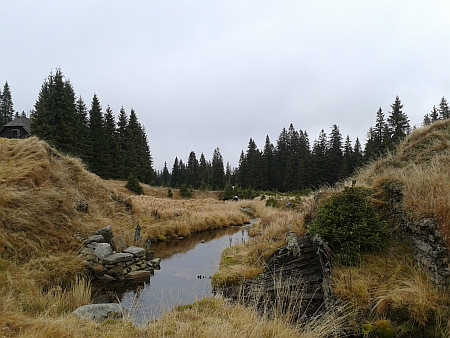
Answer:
355;119;450;245
332;238;450;331
212;208;307;286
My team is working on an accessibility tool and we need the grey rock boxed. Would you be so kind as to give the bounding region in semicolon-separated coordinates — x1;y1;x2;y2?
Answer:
126;270;151;280
102;252;134;265
150;258;161;266
84;235;105;244
72;303;128;323
86;262;107;277
94;243;113;259
111;234;128;253
107;266;126;277
95;226;114;244
96;274;116;282
124;246;146;258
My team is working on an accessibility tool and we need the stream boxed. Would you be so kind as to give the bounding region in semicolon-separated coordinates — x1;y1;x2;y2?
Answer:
93;222;253;324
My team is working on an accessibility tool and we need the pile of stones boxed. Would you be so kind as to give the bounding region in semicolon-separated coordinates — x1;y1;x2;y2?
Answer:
80;225;161;283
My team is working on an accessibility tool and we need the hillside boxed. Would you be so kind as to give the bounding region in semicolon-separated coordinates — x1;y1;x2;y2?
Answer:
2;120;450;337
0;137;258;338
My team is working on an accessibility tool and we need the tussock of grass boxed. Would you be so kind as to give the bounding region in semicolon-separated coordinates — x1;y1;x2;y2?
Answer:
212;209;306;286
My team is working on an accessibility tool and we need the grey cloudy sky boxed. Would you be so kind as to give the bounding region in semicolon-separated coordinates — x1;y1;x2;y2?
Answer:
2;1;450;170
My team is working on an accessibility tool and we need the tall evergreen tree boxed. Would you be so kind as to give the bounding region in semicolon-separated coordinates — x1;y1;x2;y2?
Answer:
387;96;410;148
162;161;170;186
32;69;82;155
340;135;354;179
430;105;439;122
245;138;262;190
211;147;225;190
374;107;387;154
353;137;364;169
74;96;89;160
0;81;14;128
87;94;106;176
103;105;119;179
171;157;181;188
261;135;275;191
116;107;129;178
438;96;450;120
311;129;328;187
326;124;343;184
198;152;209;187
186;151;199;188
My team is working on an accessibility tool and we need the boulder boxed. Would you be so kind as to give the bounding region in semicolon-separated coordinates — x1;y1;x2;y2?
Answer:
107;266;126;277
111;234;128;253
94;243;113;259
72;303;128;323
126;270;151;280
102;252;134;265
95;226;114;244
150;258;161;266
124;246;146;258
84;235;105;244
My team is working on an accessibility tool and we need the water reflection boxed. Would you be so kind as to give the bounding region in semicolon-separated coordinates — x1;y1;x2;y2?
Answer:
94;223;252;324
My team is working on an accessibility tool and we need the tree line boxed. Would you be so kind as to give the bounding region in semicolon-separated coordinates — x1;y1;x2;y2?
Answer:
157;95;435;194
4;71;449;194
4;69;155;184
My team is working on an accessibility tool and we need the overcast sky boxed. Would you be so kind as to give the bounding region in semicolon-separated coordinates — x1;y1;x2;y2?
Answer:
2;1;450;170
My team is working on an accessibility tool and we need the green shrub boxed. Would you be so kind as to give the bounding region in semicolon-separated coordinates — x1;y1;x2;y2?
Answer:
265;197;280;208
125;173;144;195
167;188;173;198
308;186;389;265
180;184;192;199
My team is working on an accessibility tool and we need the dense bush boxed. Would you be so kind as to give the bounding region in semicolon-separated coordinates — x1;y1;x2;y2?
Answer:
125;173;144;195
180;184;192;199
308;186;389;265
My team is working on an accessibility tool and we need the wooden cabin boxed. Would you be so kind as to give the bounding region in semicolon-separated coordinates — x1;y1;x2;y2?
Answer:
0;117;31;139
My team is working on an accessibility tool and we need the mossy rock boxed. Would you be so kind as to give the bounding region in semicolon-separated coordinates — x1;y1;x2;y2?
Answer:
374;319;395;338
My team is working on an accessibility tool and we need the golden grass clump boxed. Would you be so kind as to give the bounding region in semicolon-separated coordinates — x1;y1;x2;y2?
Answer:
354;119;450;248
212;209;306;286
332;240;449;329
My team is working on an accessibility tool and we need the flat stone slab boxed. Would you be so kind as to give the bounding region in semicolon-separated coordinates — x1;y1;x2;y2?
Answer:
102;252;134;265
126;270;151;280
84;235;105;244
94;243;113;259
95;226;113;244
111;234;127;253
72;303;128;323
124;246;146;258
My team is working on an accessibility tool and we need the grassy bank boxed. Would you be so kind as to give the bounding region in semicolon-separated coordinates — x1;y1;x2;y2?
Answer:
212;120;450;336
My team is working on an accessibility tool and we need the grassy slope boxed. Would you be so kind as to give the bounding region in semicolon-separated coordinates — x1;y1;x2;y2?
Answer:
0;137;266;338
3;119;450;337
213;120;450;336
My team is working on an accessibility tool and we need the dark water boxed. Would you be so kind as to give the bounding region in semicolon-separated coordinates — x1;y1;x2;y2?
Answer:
94;223;252;324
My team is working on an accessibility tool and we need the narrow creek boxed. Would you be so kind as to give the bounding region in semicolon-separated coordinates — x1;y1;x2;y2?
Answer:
93;222;254;324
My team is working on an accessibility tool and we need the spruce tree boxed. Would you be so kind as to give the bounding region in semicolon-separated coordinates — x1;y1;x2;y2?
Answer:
162;161;170;186
87;94;106;176
326;124;343;185
262;135;275;191
32;69;81;156
211;147;225;190
387;96;410;148
103;106;119;179
340;135;354;179
186;151;199;188
171;157;181;188
116;107;129;178
438;97;450;120
430;105;439;122
74;96;89;161
311;129;328;187
0;81;14;128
